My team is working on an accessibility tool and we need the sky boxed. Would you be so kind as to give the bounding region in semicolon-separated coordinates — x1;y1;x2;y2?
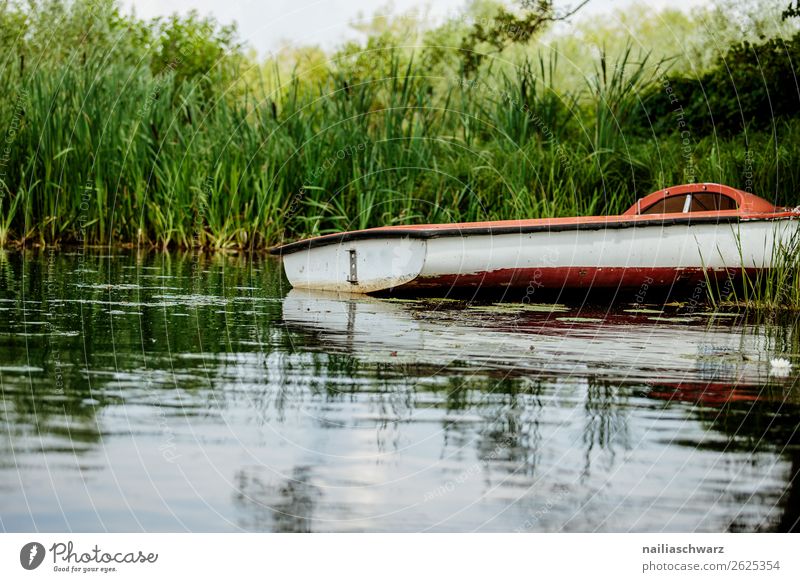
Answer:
124;0;713;57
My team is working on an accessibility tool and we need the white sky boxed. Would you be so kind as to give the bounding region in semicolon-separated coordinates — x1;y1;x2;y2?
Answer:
124;0;713;57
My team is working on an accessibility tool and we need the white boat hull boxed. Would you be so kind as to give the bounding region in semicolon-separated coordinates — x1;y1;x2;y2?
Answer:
280;218;799;294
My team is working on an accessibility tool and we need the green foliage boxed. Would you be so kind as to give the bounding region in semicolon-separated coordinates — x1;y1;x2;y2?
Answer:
704;225;800;311
0;0;799;265
642;31;800;136
784;1;800;20
458;0;587;74
150;10;242;90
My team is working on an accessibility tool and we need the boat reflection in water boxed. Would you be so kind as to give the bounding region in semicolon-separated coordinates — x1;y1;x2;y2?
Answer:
280;289;800;532
282;289;781;385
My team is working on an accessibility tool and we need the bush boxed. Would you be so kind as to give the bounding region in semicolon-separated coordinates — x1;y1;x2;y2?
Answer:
642;32;800;136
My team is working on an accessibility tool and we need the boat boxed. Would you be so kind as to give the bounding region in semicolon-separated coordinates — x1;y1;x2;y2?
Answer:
282;288;775;385
269;183;800;294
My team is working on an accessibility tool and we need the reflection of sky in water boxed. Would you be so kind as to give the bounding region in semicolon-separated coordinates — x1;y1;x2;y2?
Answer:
0;250;798;532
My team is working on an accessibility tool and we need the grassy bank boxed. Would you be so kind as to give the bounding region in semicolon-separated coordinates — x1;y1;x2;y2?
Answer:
1;0;799;269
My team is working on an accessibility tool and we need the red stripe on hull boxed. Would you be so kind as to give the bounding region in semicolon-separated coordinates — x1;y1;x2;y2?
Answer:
403;267;760;290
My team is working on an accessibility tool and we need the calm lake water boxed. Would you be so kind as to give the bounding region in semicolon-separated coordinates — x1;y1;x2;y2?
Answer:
1;249;798;532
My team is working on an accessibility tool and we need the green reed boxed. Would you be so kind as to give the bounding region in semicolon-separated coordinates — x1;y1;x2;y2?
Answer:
1;12;799;277
707;224;800;311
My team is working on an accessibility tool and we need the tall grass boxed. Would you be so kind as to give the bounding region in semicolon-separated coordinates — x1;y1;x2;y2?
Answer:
705;225;800;311
1;2;799;256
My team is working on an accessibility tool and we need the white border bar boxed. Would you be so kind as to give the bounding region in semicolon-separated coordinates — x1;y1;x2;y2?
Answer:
1;533;797;581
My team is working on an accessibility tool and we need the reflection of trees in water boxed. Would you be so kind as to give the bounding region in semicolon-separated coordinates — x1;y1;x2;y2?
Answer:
0;337;107;447
245;352;420;455
0;250;279;444
431;375;632;482
582;378;631;480
693;395;800;532
233;465;321;532
277;304;800;532
279;291;800;532
646;374;800;532
472;378;545;478
777;451;800;532
755;311;800;357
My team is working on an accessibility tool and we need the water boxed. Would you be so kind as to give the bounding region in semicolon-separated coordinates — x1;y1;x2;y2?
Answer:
0;249;798;532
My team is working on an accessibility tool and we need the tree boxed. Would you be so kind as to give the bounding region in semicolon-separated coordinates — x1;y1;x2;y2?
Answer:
459;0;588;74
150;10;243;93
